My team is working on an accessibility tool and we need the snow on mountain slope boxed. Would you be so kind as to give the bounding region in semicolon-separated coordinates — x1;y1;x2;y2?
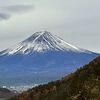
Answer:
0;31;99;89
0;31;88;55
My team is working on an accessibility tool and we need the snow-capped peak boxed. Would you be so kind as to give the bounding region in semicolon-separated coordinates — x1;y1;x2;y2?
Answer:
0;31;86;55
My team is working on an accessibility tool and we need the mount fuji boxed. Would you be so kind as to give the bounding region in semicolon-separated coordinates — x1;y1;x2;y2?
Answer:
0;31;87;55
0;31;99;88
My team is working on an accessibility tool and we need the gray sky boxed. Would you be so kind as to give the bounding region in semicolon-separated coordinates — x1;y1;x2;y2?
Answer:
0;0;100;53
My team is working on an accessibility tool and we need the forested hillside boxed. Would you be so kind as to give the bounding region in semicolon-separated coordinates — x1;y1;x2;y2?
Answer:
9;56;100;100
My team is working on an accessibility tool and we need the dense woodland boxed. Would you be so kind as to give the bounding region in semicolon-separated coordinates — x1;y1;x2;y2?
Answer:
9;56;100;100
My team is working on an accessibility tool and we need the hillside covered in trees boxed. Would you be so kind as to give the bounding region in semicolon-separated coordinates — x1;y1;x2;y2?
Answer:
9;56;100;100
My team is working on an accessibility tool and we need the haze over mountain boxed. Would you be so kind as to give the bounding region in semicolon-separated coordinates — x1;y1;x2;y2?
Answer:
0;31;99;91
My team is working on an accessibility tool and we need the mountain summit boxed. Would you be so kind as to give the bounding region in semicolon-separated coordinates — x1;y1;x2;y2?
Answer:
0;31;85;55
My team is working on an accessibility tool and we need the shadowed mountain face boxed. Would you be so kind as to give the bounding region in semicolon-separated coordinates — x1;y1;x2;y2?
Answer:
9;56;100;100
0;31;99;88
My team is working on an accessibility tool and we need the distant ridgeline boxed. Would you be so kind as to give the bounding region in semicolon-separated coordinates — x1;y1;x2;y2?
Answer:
9;56;100;100
0;87;16;99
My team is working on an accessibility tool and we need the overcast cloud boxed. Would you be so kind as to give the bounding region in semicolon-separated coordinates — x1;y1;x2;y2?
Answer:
0;4;33;20
0;0;99;53
1;5;33;13
0;13;10;20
